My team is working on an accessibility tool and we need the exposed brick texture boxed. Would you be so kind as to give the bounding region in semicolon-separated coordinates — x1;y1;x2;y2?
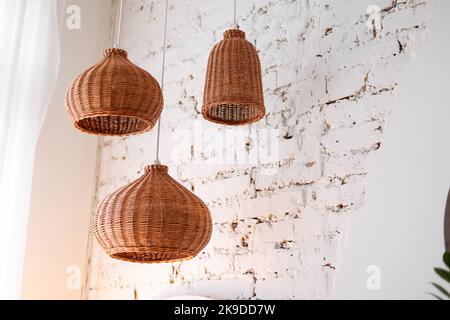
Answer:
86;0;431;299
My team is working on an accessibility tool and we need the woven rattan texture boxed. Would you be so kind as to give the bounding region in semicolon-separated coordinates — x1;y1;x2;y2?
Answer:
93;164;212;263
66;48;163;136
202;29;265;125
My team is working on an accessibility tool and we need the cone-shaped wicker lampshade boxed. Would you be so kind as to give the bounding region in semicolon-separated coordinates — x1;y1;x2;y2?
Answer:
202;29;265;125
93;164;212;263
66;48;163;136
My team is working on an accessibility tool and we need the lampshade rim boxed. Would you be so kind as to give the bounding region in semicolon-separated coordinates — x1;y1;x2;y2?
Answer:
73;113;158;136
109;254;194;264
105;246;204;264
202;101;265;126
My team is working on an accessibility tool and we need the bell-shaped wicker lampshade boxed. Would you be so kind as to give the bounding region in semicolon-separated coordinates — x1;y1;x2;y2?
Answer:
66;48;163;136
93;164;212;263
202;29;265;125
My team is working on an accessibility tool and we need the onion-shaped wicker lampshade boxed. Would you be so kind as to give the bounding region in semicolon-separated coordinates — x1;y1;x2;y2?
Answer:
93;164;212;263
202;29;265;125
66;48;163;136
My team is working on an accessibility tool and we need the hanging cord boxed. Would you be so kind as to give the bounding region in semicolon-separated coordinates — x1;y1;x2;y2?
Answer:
114;0;124;48
154;0;169;165
233;0;238;29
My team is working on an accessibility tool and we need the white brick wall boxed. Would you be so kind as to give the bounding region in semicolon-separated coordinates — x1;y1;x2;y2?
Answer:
86;0;432;299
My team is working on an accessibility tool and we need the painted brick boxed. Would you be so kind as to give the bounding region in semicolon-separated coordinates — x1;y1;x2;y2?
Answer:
255;277;295;300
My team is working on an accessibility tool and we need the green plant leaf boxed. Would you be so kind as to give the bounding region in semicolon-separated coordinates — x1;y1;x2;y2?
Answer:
431;282;450;299
434;268;450;283
427;292;443;300
443;252;450;270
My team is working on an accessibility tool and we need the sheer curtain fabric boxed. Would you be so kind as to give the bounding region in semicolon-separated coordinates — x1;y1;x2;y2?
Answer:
0;0;61;299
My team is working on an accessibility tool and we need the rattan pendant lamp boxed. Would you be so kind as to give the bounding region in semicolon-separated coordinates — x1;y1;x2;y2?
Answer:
93;0;212;263
65;0;163;136
202;0;265;125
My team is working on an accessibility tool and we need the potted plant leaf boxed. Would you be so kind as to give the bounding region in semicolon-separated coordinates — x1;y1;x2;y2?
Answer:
429;252;450;300
429;188;450;300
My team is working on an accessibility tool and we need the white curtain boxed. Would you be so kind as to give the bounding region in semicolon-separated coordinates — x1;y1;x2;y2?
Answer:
0;0;61;299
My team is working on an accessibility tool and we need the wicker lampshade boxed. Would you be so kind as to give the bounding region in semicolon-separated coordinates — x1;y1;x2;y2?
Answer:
93;164;212;263
202;29;265;125
65;48;163;136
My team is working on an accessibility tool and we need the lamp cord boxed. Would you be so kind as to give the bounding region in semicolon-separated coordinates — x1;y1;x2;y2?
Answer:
114;0;124;48
234;0;238;29
155;0;169;165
